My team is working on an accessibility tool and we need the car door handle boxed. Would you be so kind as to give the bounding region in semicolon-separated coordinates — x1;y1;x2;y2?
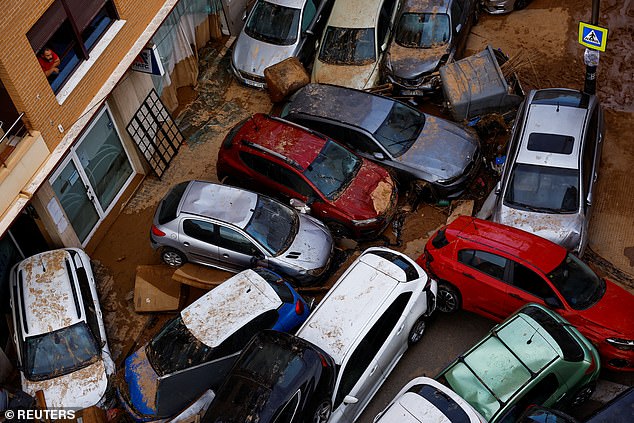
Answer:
222;253;230;258
370;364;378;375
593;172;598;183
461;271;475;279
509;293;524;300
396;324;404;335
183;242;190;247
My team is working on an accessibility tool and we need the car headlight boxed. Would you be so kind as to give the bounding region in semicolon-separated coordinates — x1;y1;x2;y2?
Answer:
606;338;634;351
352;218;379;226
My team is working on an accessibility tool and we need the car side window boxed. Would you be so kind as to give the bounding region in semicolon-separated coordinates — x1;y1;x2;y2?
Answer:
73;261;102;345
217;226;260;256
378;0;396;45
183;219;217;244
274;166;314;198
240;152;274;178
511;262;558;300
301;0;317;32
334;292;412;407
212;310;279;360
458;250;507;280
497;373;560;423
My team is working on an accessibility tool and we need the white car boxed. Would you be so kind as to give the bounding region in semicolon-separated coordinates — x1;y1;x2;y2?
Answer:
9;248;115;409
296;247;437;422
312;0;400;89
373;377;486;423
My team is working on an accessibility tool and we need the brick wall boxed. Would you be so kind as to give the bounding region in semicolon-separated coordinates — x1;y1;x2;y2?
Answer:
0;0;172;151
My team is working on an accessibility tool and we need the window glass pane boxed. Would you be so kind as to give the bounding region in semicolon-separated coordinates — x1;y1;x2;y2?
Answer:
218;226;258;255
512;263;557;299
458;250;507;280
245;1;300;45
183;220;216;244
319;27;376;65
82;8;113;51
396;13;450;48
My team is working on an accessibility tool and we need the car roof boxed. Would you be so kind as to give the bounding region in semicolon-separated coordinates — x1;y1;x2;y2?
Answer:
287;84;393;133
15;249;83;335
181;269;282;348
515;89;590;170
448;216;566;273
237;114;325;170
296;249;410;363
328;0;385;28
180;180;258;228
401;0;450;14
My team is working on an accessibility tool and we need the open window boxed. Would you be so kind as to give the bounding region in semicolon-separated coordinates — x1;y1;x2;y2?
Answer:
27;0;119;93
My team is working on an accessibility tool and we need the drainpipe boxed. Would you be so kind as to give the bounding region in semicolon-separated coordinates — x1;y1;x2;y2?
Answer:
583;0;601;95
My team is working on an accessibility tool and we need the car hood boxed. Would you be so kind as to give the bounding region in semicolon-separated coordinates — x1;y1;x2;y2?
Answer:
494;206;583;251
275;214;333;271
386;43;447;80
333;160;397;219
312;59;378;90
575;281;634;339
22;359;109;409
396;115;479;182
123;347;160;417
232;33;297;77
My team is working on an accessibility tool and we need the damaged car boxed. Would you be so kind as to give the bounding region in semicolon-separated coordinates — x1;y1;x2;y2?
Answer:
217;113;398;239
201;330;336;423
150;180;333;285
9;248;115;409
231;0;333;88
382;0;478;95
117;268;311;422
280;83;481;199
491;88;604;255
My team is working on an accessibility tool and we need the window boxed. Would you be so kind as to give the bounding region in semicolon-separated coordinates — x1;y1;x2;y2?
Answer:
183;220;217;244
582;107;599;202
458;250;507;280
450;0;464;31
497;374;559;423
240;152;314;198
511;262;558;300
27;0;119;93
68;251;101;345
527;133;575;154
378;0;396;45
301;0;317;32
217;226;260;256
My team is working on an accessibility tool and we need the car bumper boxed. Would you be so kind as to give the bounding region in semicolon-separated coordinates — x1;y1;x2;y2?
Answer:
598;342;634;371
386;74;441;96
481;0;516;14
230;60;267;89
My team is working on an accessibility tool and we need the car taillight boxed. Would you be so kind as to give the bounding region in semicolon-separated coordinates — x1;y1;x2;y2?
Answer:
295;300;305;315
151;225;165;237
585;354;597;375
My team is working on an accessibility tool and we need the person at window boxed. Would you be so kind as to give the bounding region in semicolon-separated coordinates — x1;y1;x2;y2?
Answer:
37;47;61;78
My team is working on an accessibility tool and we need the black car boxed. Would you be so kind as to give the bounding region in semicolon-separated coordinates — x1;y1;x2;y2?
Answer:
382;0;478;95
280;83;481;199
202;330;336;423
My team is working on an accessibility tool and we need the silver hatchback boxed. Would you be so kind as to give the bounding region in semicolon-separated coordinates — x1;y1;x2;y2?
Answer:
492;88;604;255
150;180;334;285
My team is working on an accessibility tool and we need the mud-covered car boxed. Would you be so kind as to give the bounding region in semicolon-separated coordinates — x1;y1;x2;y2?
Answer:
280;83;481;199
9;248;115;409
231;0;333;88
481;0;532;14
202;330;336;423
117;268;311;422
382;0;478;95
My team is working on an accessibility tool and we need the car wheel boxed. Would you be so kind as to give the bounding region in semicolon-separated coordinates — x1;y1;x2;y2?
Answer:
408;316;427;345
437;282;461;313
326;221;351;239
514;0;529;10
569;383;595;407
313;400;331;423
161;248;187;267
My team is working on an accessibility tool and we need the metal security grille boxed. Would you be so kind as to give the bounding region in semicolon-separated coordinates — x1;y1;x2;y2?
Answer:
126;89;184;178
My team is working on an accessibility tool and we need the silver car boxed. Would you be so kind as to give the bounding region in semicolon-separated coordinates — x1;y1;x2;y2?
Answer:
150;180;334;285
231;0;332;88
481;0;532;14
492;88;604;255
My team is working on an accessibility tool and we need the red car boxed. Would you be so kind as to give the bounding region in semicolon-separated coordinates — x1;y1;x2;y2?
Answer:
417;216;634;371
217;114;398;239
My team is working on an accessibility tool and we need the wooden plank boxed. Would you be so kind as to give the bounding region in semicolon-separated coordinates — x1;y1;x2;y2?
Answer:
172;264;233;290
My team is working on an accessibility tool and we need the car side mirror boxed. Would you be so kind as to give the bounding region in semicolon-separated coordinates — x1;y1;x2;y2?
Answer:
495;181;501;195
373;152;386;160
545;296;563;309
290;198;311;214
455;23;462;33
343;395;358;405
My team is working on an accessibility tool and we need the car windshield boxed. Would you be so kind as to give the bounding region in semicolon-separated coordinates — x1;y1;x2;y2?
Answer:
547;254;606;310
303;140;361;200
245;197;298;255
146;316;216;376
395;13;450;48
504;163;579;213
24;322;100;381
244;1;300;46
237;340;306;389
319;26;376;65
373;102;425;157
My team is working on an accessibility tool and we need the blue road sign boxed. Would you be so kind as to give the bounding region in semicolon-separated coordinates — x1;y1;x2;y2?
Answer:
579;22;608;51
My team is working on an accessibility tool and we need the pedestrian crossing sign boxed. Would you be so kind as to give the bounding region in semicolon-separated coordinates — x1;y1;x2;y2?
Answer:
579;22;608;51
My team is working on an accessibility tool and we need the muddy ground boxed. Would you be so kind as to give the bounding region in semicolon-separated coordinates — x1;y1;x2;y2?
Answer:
89;0;634;366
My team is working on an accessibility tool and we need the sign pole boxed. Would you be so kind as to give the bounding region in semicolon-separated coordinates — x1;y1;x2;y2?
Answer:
583;0;601;95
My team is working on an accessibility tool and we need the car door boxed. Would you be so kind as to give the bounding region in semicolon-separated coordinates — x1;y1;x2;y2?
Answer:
374;292;414;377
455;249;512;320
505;261;565;314
216;224;267;272
179;218;220;265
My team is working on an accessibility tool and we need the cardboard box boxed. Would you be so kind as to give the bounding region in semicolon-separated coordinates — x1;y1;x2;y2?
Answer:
134;265;181;312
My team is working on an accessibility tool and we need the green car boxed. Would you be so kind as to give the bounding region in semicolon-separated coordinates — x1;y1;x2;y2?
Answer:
437;303;600;423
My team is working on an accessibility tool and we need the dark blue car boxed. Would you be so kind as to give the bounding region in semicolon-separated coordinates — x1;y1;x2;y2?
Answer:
117;268;310;421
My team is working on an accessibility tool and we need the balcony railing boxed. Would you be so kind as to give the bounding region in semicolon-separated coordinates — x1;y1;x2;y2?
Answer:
0;113;32;167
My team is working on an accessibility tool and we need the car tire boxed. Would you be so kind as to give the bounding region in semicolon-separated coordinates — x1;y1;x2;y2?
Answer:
313;400;331;423
408;316;427;345
326;221;351;239
161;247;187;267
569;382;596;407
437;282;461;313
